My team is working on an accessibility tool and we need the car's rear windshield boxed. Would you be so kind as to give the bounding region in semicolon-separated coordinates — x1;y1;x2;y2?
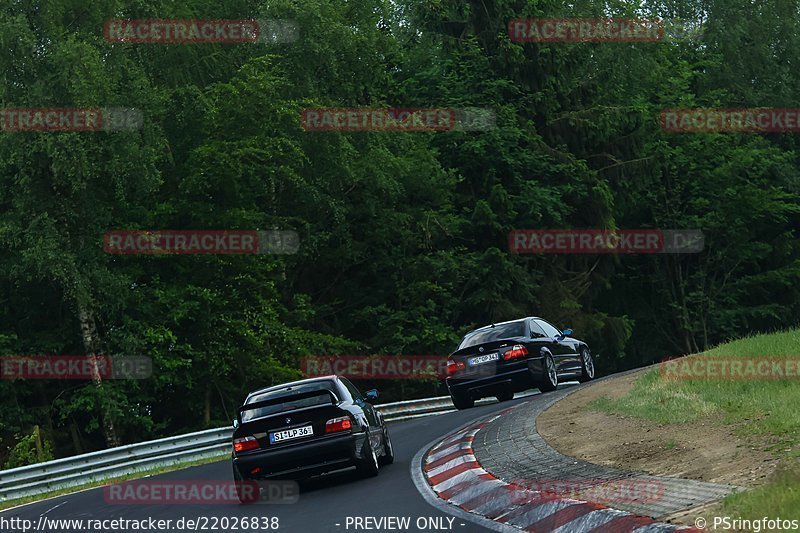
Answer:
241;381;337;422
457;321;526;350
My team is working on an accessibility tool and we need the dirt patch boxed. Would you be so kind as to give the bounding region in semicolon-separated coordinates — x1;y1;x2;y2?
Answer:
538;369;781;520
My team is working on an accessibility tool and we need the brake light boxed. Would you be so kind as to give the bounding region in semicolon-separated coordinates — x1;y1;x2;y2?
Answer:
503;344;528;360
326;416;353;433
233;436;259;453
447;358;466;376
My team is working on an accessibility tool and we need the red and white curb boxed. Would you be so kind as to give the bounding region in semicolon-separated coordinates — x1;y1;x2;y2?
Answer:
422;412;697;533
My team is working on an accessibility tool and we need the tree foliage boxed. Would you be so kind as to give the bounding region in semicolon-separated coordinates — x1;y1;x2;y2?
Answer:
0;0;798;459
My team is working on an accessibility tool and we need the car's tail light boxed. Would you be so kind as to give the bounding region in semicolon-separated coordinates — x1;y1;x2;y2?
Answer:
233;436;259;453
447;358;466;376
503;344;528;360
326;416;353;433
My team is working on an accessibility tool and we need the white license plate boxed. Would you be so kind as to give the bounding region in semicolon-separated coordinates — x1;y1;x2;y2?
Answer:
270;425;314;443
468;353;499;366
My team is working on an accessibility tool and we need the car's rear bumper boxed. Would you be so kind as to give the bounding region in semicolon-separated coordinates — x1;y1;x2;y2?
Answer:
232;432;368;479
446;358;546;399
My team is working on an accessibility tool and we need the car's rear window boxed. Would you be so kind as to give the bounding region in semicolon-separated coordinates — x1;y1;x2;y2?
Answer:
242;381;337;422
457;321;526;350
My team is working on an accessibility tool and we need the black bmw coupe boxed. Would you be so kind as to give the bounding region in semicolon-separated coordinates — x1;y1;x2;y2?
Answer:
231;375;393;502
445;317;595;409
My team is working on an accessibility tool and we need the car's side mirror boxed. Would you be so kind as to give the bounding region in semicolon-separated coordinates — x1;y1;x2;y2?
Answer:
555;328;572;341
232;418;239;429
365;389;379;402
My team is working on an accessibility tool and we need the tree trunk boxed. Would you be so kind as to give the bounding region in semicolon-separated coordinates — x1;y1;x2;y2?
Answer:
69;419;84;455
666;256;698;355
215;382;231;422
77;304;120;448
33;425;43;461
204;386;212;426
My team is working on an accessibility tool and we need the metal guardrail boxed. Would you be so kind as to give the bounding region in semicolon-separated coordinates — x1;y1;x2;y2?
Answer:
0;428;232;502
0;392;527;503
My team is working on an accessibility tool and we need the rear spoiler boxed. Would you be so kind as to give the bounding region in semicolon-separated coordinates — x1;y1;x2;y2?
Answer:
237;389;339;424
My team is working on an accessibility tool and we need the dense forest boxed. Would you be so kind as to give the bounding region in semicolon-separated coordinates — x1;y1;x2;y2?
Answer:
1;0;799;464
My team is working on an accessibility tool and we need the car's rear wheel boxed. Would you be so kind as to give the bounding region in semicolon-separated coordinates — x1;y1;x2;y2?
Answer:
450;391;474;410
356;439;380;477
495;391;514;402
232;465;254;505
379;426;394;465
578;348;595;383
538;353;558;392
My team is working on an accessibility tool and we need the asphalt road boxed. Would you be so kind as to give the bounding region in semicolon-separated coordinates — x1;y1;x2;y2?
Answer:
0;392;559;533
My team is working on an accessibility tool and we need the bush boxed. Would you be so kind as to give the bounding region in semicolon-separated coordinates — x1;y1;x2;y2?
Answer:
4;427;54;469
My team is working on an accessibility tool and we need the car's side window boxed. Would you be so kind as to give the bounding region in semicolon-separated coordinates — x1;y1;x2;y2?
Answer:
341;378;364;402
335;381;354;402
535;319;561;338
529;320;547;338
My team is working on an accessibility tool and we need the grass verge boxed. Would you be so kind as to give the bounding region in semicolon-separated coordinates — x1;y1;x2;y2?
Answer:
589;328;800;518
719;467;800;518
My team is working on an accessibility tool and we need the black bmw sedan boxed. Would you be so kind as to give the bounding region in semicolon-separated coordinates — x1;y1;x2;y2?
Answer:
231;375;394;502
445;317;595;409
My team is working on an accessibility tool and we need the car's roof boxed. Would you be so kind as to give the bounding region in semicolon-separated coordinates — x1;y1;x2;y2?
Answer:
246;375;341;400
467;316;542;334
